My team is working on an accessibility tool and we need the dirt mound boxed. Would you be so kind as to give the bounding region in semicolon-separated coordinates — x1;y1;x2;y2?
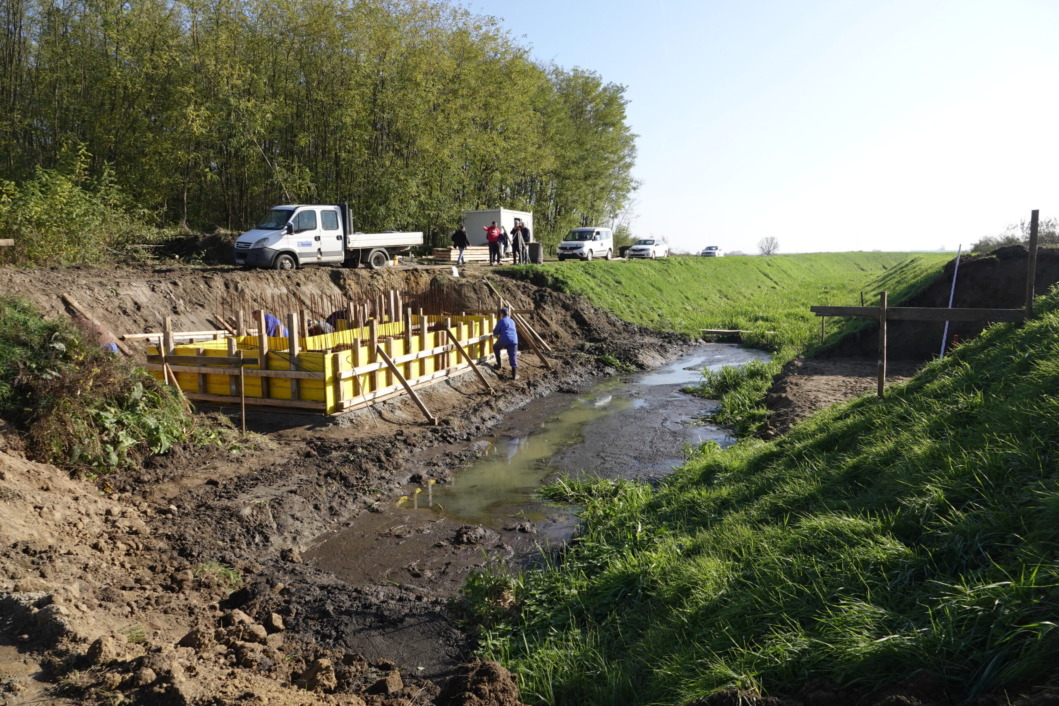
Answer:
826;246;1059;360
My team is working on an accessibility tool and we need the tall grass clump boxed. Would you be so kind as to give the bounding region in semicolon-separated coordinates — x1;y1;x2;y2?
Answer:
476;289;1059;704
0;295;193;473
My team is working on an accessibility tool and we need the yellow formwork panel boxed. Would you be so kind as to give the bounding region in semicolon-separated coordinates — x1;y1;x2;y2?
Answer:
150;314;495;414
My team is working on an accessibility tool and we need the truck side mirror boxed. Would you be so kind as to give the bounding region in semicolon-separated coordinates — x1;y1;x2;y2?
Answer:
285;223;294;234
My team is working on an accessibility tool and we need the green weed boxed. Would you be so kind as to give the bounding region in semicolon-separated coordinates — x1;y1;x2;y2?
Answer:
194;561;242;590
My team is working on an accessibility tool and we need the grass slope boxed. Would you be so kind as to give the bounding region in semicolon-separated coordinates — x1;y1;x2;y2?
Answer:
506;252;952;350
474;290;1059;704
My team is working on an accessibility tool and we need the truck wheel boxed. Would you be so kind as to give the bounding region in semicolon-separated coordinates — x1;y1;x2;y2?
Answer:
606;249;613;260
274;253;296;271
368;250;389;270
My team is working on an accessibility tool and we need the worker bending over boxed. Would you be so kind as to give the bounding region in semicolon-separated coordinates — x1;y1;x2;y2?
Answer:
492;307;519;380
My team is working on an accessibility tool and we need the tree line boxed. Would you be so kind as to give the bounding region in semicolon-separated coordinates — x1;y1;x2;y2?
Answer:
0;0;637;258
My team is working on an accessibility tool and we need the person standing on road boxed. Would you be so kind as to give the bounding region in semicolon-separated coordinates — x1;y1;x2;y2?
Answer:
452;225;470;265
484;221;501;265
492;307;519;381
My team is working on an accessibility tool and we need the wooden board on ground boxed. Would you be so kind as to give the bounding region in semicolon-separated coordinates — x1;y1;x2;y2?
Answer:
0;239;13;247
432;246;492;263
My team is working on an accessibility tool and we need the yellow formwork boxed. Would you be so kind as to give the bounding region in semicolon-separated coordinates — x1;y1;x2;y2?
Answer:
148;314;495;415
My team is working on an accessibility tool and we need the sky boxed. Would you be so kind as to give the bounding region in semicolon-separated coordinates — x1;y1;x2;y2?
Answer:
467;0;1059;254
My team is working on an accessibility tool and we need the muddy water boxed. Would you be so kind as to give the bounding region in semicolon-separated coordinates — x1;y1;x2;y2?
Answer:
307;344;768;596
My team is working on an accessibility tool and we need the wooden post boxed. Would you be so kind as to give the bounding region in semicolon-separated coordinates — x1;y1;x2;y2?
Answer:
331;352;343;412
1026;209;1040;319
256;310;271;399
299;309;309;339
287;312;301;401
236;310;246;337
384;338;395;388
227;338;240;396
352;338;362;397
239;351;247;433
419;314;428;378
515;315;553;370
377;346;437;425
877;291;888;398
163;317;175;357
369;320;379;392
196;348;208;393
820;317;825;344
443;317;452;369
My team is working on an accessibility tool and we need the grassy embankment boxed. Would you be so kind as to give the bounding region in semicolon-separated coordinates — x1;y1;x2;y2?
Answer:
470;286;1059;704
506;252;952;432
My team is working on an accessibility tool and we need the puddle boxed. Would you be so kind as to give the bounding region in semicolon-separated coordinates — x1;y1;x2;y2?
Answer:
307;344;769;593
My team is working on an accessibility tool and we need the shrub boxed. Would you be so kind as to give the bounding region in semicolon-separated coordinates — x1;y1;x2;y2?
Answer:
0;295;192;474
0;146;158;266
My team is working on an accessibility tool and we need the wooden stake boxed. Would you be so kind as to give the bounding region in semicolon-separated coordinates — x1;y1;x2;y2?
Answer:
377;346;437;425
257;310;271;399
877;291;888;398
446;329;493;393
287;312;301;401
239;351;247;433
1026;209;1040;319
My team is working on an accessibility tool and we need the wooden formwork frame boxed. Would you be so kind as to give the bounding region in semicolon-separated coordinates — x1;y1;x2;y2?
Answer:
144;313;497;421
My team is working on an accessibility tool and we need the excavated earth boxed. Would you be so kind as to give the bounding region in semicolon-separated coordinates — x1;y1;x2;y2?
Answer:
2;249;1057;705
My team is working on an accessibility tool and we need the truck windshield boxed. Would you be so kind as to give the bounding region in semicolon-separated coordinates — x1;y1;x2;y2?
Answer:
564;231;594;242
256;209;293;229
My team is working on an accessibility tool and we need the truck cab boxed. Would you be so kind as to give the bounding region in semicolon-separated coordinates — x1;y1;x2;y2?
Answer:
233;205;345;270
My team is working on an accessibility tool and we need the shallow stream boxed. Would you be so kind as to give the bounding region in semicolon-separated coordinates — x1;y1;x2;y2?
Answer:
307;344;769;589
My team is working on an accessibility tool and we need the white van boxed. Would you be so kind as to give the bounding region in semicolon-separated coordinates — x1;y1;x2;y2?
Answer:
556;227;613;261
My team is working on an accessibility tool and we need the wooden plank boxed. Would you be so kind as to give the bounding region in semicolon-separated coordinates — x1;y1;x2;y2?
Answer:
122;330;229;341
256;310;271;399
211;314;237;335
60;293;132;356
0;239;14;247
146;354;259;367
144;364;322;380
183;392;325;411
377;345;438;425
810;306;1026;322
446;329;493;393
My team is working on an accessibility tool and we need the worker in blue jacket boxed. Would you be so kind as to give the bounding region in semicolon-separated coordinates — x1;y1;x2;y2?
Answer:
492;307;519;380
257;312;288;337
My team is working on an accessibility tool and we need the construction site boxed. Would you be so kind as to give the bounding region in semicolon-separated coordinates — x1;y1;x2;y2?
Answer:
0;263;688;705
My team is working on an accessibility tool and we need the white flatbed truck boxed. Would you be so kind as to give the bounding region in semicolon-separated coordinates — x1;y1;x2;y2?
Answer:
233;204;423;270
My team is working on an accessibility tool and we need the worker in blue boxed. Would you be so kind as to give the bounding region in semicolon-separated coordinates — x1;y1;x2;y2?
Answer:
256;311;288;337
492;307;519;380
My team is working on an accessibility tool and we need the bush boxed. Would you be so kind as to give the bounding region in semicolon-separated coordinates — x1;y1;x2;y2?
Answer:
0;146;158;266
0;295;192;474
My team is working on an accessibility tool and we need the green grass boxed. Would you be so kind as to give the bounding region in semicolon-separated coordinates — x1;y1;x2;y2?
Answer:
469;288;1059;704
505;252;952;433
505;252;950;348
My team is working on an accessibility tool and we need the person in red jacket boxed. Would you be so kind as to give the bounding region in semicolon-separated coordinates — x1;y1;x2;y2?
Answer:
484;221;501;265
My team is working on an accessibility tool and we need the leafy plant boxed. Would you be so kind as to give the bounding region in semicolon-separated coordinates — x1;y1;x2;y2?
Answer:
193;562;242;590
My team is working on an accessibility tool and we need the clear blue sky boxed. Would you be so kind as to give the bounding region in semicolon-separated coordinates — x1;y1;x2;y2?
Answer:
468;0;1059;254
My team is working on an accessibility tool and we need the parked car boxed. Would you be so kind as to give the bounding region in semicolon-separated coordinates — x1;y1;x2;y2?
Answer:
700;245;724;257
557;227;614;261
626;238;668;259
